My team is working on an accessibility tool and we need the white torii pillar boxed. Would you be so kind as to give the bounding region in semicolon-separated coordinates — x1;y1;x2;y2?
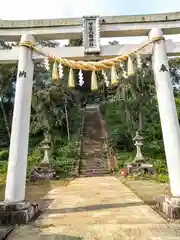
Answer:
149;28;180;197
5;34;35;202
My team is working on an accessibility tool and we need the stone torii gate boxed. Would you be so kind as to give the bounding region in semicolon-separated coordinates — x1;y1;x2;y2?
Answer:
1;12;180;222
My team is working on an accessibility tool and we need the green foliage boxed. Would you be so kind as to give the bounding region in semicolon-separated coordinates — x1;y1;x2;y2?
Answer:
53;141;79;176
154;159;168;175
102;97;170;181
27;148;42;177
0;148;42;184
0;161;8;173
0;161;8;185
101;102;133;151
68;107;83;136
155;174;169;183
0;151;9;184
117;152;135;169
169;57;180;93
0;149;8;161
100;57;180;184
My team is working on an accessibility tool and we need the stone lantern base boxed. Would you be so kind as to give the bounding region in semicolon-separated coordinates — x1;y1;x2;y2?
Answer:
157;195;180;219
30;163;58;181
0;201;39;225
126;159;156;176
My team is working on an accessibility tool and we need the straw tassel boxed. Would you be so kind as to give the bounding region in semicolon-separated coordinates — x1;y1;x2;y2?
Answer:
127;56;136;77
91;71;98;91
44;57;50;71
78;69;84;86
68;68;75;88
52;61;59;82
111;65;118;86
58;62;64;79
102;70;110;87
123;71;128;79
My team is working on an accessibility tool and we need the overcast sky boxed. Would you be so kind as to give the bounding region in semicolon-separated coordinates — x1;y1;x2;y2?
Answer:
1;0;180;19
1;0;180;44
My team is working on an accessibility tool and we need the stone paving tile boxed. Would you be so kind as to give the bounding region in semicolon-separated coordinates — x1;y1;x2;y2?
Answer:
8;177;180;240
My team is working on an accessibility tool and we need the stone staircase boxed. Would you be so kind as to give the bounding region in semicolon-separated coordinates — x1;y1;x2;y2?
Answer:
79;106;110;177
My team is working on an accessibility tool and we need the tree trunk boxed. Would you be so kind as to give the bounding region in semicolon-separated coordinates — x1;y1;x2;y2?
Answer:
64;99;70;141
138;108;143;131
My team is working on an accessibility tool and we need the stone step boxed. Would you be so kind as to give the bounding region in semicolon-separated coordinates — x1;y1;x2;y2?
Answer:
80;165;109;170
81;158;108;162
81;149;102;154
83;129;101;134
84;122;101;126
83;142;102;146
82;137;102;141
82;138;103;142
80;165;108;169
79;169;109;175
80;163;108;168
80;158;107;162
82;138;102;142
84;129;101;132
81;156;104;160
82;147;103;152
83;137;102;142
82;141;102;145
79;110;108;177
83;128;101;131
82;142;103;147
79;171;110;177
81;153;103;159
80;159;107;165
84;123;101;126
80;159;108;165
80;164;108;169
80;161;108;165
83;127;101;130
79;168;109;174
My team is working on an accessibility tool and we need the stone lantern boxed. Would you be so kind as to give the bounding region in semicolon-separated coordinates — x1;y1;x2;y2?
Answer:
30;134;57;181
41;135;51;164
125;131;155;176
133;131;145;162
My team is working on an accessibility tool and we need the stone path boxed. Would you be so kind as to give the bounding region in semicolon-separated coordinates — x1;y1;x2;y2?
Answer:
8;176;180;239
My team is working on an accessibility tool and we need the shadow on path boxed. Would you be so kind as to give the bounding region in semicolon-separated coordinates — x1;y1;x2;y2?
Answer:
37;235;83;240
45;201;145;214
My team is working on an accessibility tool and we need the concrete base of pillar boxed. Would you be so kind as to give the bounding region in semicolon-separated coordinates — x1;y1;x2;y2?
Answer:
0;201;39;225
157;195;180;219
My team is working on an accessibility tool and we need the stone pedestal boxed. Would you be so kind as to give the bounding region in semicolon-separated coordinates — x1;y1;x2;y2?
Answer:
157;195;180;219
0;201;38;225
126;160;156;176
30;163;57;181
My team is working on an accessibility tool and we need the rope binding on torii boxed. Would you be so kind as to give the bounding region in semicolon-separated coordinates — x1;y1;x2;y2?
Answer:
19;36;164;91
